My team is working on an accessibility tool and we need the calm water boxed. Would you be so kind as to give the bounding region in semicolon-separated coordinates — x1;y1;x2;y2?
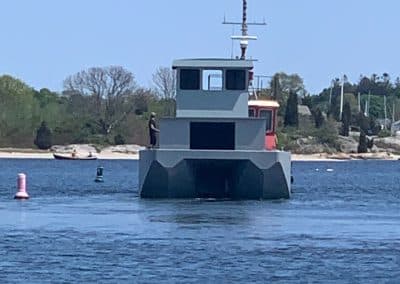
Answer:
0;159;399;283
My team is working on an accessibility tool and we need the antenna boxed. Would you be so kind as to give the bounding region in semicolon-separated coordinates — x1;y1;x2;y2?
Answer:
223;0;266;59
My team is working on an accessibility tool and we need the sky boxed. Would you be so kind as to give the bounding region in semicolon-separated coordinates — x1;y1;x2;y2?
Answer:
1;0;400;94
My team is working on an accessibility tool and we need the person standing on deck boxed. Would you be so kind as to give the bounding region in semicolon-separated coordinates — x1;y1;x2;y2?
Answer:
148;112;160;148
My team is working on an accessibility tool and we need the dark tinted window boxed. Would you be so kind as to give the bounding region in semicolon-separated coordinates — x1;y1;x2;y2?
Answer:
190;122;235;150
259;109;273;131
226;70;246;90
180;69;200;90
248;108;255;117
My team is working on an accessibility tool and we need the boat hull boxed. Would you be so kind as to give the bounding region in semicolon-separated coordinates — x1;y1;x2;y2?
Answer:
53;153;97;160
139;149;291;199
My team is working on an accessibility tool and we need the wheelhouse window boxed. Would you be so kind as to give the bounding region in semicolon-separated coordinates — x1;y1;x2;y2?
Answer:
248;108;256;117
180;69;200;90
259;109;273;132
225;70;246;90
202;70;222;91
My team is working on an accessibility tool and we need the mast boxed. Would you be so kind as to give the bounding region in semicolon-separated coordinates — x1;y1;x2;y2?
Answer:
384;94;387;129
339;76;344;120
223;0;266;59
367;90;371;117
364;100;368;117
240;0;248;59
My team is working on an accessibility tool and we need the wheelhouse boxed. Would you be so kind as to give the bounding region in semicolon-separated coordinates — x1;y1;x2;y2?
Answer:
248;100;279;150
172;58;253;118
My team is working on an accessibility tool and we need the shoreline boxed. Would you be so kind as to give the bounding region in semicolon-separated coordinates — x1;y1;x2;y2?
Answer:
291;152;400;161
0;151;138;160
0;149;399;161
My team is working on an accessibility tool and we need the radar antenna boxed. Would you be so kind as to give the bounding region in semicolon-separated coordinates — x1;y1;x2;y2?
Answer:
223;0;266;59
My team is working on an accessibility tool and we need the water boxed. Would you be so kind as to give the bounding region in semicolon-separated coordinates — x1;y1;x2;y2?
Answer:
0;159;399;283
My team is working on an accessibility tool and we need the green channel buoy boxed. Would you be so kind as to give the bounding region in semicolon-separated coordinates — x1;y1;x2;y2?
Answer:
95;166;104;183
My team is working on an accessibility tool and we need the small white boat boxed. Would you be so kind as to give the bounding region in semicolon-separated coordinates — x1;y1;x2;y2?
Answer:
53;153;97;160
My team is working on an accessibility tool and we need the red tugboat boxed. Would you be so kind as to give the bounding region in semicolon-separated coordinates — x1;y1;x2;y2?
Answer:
248;100;279;150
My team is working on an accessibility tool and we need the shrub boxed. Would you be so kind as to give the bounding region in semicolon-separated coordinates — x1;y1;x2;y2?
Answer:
313;108;324;128
114;134;125;145
313;118;338;147
357;131;368;153
378;129;391;138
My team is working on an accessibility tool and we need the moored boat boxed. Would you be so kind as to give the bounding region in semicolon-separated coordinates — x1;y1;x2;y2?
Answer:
53;153;97;160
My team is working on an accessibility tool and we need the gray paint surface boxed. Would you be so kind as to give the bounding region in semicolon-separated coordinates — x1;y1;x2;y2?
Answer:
159;117;266;150
172;58;254;69
174;59;250;118
139;149;291;199
176;92;248;118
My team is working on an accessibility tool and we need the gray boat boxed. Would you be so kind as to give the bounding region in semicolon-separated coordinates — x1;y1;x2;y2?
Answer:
139;1;291;199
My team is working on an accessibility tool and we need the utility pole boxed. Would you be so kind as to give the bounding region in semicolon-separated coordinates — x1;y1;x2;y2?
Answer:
392;100;395;122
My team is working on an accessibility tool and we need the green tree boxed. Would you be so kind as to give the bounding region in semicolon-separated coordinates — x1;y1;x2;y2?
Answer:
270;74;281;100
284;90;299;127
314;108;324;128
270;72;305;116
0;75;39;147
63;66;137;136
34;121;52;149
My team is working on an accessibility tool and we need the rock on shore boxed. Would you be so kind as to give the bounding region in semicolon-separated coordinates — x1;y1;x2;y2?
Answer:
51;144;145;155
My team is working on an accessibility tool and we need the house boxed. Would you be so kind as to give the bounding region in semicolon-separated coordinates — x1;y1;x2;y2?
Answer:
391;120;400;135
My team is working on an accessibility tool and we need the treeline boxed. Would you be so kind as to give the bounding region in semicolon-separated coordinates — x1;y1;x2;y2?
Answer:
0;66;175;148
257;72;400;152
307;73;400;122
303;73;400;138
0;66;398;150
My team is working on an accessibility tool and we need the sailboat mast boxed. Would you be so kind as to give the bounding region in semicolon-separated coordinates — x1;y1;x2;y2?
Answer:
367;91;371;117
392;100;395;122
384;95;387;129
339;76;344;120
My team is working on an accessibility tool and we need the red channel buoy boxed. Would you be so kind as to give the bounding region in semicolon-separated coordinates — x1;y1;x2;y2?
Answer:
14;173;29;200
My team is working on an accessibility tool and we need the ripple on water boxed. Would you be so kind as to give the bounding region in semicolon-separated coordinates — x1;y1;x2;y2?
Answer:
0;159;399;282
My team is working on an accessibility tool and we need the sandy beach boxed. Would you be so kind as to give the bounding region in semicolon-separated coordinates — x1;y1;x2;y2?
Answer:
291;152;400;161
0;148;398;161
0;149;139;160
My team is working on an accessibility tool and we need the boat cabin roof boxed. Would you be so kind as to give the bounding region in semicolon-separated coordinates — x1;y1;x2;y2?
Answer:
248;100;280;108
172;58;254;69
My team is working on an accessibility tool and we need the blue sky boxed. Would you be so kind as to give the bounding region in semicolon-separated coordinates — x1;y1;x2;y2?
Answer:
1;0;400;94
